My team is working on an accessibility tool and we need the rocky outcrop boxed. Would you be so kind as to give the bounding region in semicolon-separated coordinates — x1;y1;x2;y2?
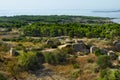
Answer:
72;41;89;53
113;40;119;46
107;50;118;60
75;40;84;44
90;46;99;54
65;39;74;44
114;42;120;51
58;44;72;49
107;50;115;56
100;49;107;55
46;40;54;45
118;56;120;61
9;48;19;56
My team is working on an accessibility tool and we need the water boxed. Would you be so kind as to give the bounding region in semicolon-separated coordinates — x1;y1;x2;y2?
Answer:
112;19;120;24
0;9;120;18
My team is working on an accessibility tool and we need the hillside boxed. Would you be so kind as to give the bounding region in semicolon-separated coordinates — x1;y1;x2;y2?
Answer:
0;15;120;80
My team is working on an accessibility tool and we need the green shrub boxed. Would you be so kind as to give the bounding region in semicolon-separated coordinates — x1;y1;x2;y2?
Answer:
98;69;120;80
44;51;68;64
71;69;83;78
18;52;40;71
0;42;10;52
96;55;112;69
114;70;120;80
0;73;7;80
73;63;79;69
100;69;111;78
87;58;94;63
95;49;104;56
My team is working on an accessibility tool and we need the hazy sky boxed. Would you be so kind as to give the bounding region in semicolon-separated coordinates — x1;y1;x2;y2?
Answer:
0;0;120;10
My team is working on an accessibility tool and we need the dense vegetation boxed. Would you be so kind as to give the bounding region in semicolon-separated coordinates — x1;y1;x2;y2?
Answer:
22;23;120;39
1;15;119;39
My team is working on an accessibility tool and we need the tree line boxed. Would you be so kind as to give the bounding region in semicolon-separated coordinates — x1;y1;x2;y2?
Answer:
22;22;120;39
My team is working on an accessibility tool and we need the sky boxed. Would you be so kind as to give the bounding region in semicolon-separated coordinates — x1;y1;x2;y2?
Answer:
0;0;120;10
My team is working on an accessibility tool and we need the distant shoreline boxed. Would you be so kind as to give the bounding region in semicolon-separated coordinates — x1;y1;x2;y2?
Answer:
93;10;120;13
111;18;120;24
0;9;120;18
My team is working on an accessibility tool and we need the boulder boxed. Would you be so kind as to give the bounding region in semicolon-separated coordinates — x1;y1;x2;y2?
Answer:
72;43;89;53
75;40;84;44
118;56;120;61
100;49;107;55
107;50;115;56
90;46;99;54
46;40;54;45
113;41;119;46
114;42;120;51
58;44;72;49
9;48;19;56
107;50;118;60
65;38;74;44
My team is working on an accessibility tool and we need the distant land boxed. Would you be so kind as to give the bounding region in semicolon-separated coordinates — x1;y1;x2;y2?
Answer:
93;10;120;13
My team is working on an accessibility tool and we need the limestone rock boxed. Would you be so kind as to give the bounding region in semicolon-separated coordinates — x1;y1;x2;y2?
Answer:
114;42;120;51
100;49;107;55
72;43;88;53
107;50;115;56
64;38;75;44
9;48;19;56
46;40;54;45
90;46;99;54
58;44;72;49
75;40;84;44
118;56;120;61
113;41;119;46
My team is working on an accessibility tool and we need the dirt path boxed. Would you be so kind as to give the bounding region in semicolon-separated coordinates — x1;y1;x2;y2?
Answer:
41;48;57;53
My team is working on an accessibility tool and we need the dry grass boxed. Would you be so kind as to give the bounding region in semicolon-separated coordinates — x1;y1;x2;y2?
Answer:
43;63;74;76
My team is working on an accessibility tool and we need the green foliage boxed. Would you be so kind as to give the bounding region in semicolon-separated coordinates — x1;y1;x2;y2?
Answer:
95;49;104;56
96;55;112;69
0;15;118;39
18;52;40;71
0;42;10;52
73;63;79;69
44;50;68;64
22;22;120;39
71;69;83;78
98;69;120;80
100;69;111;78
114;70;120;80
0;73;7;80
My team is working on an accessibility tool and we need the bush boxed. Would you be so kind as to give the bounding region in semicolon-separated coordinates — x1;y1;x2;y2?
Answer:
71;69;83;78
114;70;120;80
100;69;111;78
18;52;41;71
98;69;120;80
94;49;104;56
73;63;79;69
96;55;112;69
0;73;7;80
87;58;94;63
0;42;10;52
44;51;68;64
